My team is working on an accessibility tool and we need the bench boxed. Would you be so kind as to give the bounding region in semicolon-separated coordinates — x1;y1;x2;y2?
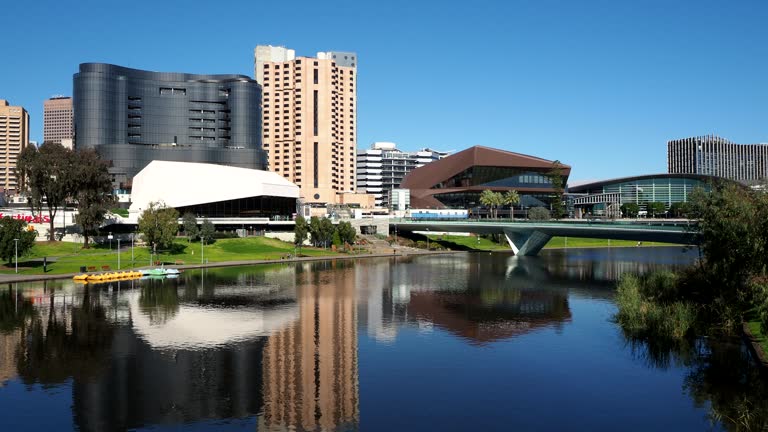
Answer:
175;260;184;265
101;265;111;271
87;266;97;272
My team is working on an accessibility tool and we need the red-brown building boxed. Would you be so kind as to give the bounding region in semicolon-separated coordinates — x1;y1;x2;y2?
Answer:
400;146;570;214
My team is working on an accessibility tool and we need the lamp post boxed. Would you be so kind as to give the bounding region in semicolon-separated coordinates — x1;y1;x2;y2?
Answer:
201;237;205;265
426;228;430;251
13;238;18;273
108;232;113;251
131;232;134;267
117;239;121;270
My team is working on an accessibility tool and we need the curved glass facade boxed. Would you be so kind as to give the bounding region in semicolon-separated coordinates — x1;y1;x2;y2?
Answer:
571;175;714;206
74;63;266;189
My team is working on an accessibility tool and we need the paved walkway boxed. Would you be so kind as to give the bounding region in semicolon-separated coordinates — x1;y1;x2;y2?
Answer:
0;249;458;284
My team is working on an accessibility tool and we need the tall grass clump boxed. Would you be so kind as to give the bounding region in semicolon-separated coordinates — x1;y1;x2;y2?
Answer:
615;271;698;340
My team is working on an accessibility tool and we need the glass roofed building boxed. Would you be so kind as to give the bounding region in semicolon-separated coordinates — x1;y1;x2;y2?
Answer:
399;146;570;217
567;173;729;218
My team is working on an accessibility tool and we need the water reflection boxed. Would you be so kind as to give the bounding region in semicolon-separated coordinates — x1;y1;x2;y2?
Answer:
0;248;763;431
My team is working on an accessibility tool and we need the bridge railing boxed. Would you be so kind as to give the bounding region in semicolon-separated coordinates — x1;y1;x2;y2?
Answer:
390;218;697;231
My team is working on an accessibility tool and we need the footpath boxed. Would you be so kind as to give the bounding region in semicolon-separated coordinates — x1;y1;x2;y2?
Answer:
0;248;458;284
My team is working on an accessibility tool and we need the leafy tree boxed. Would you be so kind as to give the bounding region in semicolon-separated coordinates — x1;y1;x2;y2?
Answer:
294;216;309;252
182;213;199;242
0;217;37;264
528;206;551;221
479;190;503;218
309;216;334;248
137;201;179;250
620;202;640;218
16;142;77;241
200;218;215;245
72;149;114;248
668;202;690;218
547;160;566;219
503;190;520;220
336;221;357;245
647;201;667;218
332;230;343;247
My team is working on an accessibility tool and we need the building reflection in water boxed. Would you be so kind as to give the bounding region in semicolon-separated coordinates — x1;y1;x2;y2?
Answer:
259;260;359;431
0;251;691;430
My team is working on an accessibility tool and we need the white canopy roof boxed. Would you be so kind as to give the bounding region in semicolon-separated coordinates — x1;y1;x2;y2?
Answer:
128;160;299;214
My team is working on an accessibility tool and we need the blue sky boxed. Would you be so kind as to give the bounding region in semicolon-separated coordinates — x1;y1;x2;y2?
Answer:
2;0;766;181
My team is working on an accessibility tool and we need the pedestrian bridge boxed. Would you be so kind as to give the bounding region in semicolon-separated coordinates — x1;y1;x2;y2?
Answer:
392;220;697;256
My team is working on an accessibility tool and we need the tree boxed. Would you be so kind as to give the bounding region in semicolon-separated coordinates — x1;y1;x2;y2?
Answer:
0;217;37;265
547;160;566;219
309;216;334;248
620;203;640;218
479;190;503;219
72;149;114;248
332;230;343;247
336;221;357;245
294;216;309;253
528;206;551;221
668;202;689;218
16;142;77;241
503;190;520;220
647;201;667;218
137;201;179;250
182;213;199;242
199;218;215;245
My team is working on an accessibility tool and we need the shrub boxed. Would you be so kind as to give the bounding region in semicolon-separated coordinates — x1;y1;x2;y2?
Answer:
528;206;550;221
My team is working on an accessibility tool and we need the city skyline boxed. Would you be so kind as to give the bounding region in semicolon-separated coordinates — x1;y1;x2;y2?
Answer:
2;0;766;181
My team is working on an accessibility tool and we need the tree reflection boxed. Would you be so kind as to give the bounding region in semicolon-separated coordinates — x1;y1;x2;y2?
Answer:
138;279;180;325
0;286;36;333
623;333;768;431
16;288;114;385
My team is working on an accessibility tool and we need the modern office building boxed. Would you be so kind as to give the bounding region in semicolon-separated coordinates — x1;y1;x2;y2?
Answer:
0;99;29;194
568;173;727;217
356;142;449;208
43;96;74;147
400;146;570;216
668;135;768;183
73;63;267;190
254;45;357;205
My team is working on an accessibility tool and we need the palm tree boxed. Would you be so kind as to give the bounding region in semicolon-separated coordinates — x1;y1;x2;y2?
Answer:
479;189;498;219
503;190;520;220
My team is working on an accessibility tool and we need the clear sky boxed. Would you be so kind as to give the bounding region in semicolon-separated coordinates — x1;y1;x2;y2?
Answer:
2;0;766;181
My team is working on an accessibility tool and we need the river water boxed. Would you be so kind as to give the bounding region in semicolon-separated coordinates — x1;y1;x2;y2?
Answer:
0;247;765;431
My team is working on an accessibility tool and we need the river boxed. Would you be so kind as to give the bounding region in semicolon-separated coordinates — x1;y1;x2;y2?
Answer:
0;247;765;431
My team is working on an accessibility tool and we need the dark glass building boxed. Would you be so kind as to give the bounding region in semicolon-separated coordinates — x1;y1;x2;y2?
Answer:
400;146;570;216
73;63;267;190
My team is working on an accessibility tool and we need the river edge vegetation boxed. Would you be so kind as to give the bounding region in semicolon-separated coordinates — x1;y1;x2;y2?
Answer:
613;182;768;429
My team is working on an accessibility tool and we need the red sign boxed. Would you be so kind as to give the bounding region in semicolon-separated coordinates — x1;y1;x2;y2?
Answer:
0;213;51;223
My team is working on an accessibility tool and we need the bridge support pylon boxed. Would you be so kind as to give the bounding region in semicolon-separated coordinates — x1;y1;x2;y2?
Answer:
503;229;551;256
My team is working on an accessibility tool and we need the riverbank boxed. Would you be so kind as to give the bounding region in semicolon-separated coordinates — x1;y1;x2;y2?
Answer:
0;248;458;284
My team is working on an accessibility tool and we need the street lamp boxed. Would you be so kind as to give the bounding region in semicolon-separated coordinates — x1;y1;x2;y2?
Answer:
13;238;18;273
426;228;430;250
108;232;113;251
201;237;205;265
117;238;121;270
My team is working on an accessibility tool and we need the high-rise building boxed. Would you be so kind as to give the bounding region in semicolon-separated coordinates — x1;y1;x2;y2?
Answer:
254;45;358;205
356;142;449;208
0;100;29;194
667;135;768;183
43;96;74;147
73;63;266;190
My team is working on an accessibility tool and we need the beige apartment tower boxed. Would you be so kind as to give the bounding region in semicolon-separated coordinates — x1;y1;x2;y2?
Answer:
255;45;358;205
0;100;29;194
43;96;74;148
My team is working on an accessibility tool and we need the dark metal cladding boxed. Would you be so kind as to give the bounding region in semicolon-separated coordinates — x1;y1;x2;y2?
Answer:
73;63;266;189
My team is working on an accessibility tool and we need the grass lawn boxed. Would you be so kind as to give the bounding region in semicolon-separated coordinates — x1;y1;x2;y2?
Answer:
429;235;678;251
745;311;768;359
0;237;340;275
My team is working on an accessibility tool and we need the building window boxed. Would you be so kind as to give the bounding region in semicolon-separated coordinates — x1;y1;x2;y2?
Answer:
313;90;319;136
314;142;319;188
313;69;319;84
